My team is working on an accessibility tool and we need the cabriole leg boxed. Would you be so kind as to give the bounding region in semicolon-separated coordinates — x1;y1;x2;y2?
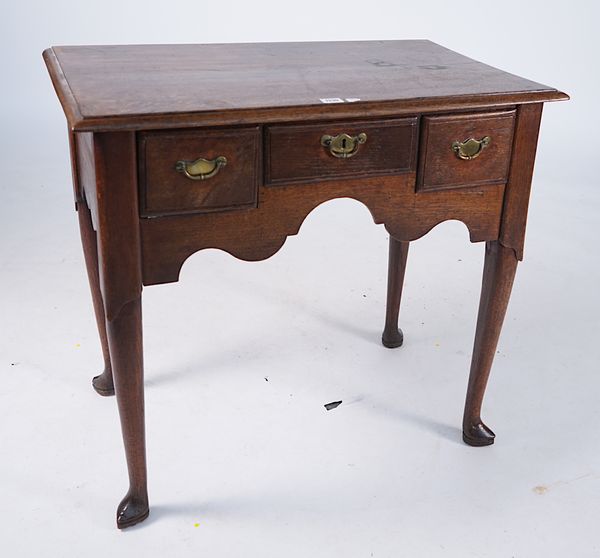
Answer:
463;241;518;446
382;237;410;348
106;297;149;528
77;201;114;396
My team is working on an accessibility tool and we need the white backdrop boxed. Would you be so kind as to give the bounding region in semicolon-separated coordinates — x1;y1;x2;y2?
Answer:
1;1;599;557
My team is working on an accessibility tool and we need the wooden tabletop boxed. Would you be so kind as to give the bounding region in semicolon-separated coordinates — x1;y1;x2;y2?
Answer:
44;40;567;131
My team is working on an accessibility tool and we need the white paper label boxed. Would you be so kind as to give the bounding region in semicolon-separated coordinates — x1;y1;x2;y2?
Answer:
319;97;344;104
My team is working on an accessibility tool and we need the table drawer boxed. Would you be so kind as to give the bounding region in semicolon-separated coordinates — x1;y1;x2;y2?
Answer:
266;117;418;185
417;110;516;192
139;126;260;217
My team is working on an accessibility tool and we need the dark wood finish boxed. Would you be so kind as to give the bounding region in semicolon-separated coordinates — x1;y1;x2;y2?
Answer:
461;104;543;444
75;133;99;227
43;42;567;132
77;199;114;395
68;130;83;206
139;126;260;216
266;117;417;184
462;241;518;446
94;133;142;321
417;110;516;192
499;103;544;260
140;176;505;285
382;238;410;348
107;298;147;528
43;40;568;529
93;132;148;528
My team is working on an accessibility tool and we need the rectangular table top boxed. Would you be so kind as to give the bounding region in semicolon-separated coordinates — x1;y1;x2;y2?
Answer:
44;40;567;131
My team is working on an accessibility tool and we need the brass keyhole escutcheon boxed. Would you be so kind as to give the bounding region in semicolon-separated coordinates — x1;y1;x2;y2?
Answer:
451;136;491;160
321;132;367;159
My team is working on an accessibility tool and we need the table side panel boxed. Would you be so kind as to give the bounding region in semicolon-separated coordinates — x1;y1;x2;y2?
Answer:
499;103;544;260
75;132;98;228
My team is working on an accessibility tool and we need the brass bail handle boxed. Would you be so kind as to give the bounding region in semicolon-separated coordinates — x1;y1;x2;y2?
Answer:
451;136;491;160
321;132;367;159
175;155;228;180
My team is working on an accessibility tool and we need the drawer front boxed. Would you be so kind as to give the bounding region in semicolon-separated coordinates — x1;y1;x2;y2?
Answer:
417;110;516;192
266;117;418;185
139;126;260;217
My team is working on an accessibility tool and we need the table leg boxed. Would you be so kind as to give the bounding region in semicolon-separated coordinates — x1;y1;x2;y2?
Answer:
77;202;114;396
90;131;147;528
106;297;149;528
463;241;518;446
382;237;410;348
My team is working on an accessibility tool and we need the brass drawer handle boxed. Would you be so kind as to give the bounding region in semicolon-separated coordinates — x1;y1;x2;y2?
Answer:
321;132;367;159
451;136;491;160
175;155;227;180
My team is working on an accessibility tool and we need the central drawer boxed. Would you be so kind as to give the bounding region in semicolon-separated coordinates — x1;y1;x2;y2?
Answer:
266;117;418;185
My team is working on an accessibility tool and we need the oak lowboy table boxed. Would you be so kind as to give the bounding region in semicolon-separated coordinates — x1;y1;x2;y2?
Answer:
44;40;567;528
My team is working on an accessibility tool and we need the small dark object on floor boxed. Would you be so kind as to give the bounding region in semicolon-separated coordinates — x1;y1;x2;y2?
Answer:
324;401;342;411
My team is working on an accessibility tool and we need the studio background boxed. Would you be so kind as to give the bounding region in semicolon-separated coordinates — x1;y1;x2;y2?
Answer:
1;1;598;556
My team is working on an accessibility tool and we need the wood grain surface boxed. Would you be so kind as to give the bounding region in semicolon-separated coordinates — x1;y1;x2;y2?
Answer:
44;40;568;529
267;117;417;184
139;126;261;216
140;175;506;285
43;41;568;131
417;110;516;192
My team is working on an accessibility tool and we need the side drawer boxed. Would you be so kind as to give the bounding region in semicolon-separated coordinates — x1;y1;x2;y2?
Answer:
139;126;260;217
266;117;418;185
417;110;516;192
